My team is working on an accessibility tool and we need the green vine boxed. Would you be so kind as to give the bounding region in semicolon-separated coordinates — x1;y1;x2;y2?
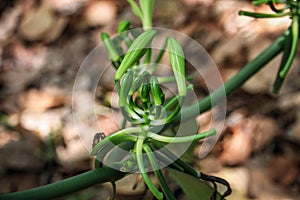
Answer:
0;0;299;199
240;0;299;93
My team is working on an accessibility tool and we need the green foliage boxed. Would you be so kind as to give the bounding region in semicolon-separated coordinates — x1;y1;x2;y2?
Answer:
169;169;222;200
101;33;120;66
93;10;231;198
114;30;156;81
239;0;300;93
1;0;299;200
128;0;155;30
167;37;187;97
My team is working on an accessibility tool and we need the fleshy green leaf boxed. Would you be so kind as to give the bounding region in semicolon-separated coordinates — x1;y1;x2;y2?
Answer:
130;71;150;95
167;37;186;97
140;82;151;110
150;76;164;106
119;70;134;107
168;169;223;200
101;32;120;62
115;30;157;81
117;20;131;33
130;28;143;38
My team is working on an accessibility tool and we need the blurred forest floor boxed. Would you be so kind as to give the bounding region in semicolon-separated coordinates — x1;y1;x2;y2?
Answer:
0;0;300;199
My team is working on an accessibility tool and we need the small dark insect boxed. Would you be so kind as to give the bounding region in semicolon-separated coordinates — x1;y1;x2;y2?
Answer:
92;132;106;148
92;133;106;169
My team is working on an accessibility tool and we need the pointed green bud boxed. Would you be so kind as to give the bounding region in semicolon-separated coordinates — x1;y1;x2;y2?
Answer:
150;76;164;106
101;32;120;63
117;20;131;33
167;37;186;97
115;30;157;81
119;70;134;107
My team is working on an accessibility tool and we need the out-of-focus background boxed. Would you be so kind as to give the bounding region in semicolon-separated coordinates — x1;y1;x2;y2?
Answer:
0;0;299;199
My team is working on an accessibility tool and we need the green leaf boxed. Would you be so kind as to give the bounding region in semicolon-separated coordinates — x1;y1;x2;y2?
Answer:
130;71;150;95
167;37;186;97
119;70;134;107
144;49;152;64
168;169;222;200
101;32;120;62
117;20;131;33
128;0;143;19
130;28;143;38
115;30;156;81
140;82;151;110
150;76;164;106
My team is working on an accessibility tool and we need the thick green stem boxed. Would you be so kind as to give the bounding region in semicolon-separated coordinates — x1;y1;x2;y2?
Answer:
0;167;124;200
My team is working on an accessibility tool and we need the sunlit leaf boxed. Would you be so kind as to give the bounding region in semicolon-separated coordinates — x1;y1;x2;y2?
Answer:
117;20;131;33
150;76;164;106
167;37;186;97
115;30;156;81
101;32;120;63
119;70;134;107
